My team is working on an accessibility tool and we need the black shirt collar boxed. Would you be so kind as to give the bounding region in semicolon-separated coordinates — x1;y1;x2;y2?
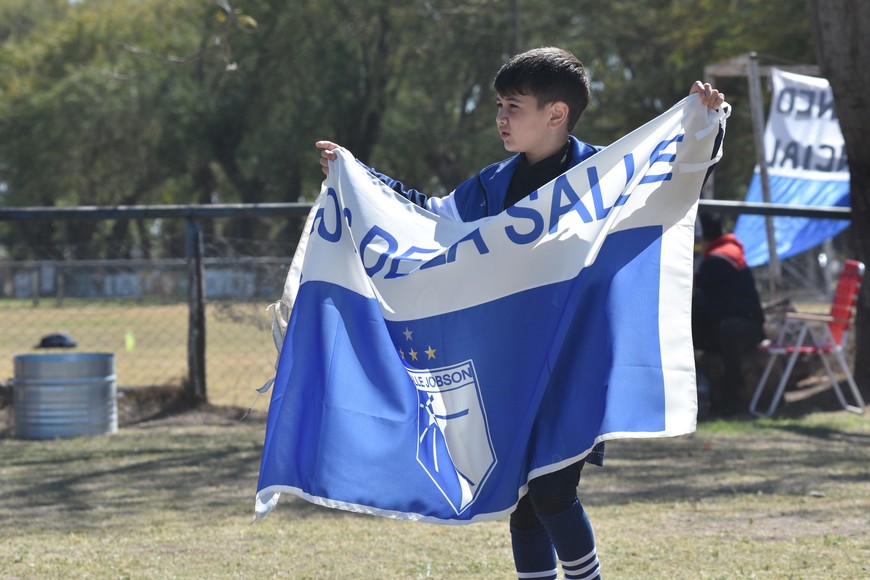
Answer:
504;140;571;210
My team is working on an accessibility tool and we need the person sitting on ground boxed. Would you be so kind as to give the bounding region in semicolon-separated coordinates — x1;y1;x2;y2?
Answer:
693;212;766;417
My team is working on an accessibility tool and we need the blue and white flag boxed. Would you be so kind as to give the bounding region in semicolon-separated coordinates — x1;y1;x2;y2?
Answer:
734;68;850;267
256;96;727;524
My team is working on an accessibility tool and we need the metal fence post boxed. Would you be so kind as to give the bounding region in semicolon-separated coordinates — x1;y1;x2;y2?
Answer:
185;217;207;402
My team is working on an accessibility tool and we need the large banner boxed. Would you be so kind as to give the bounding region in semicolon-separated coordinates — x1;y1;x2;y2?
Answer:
734;68;850;267
255;96;727;524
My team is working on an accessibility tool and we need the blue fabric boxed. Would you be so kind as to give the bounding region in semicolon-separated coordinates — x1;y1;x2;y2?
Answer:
733;172;850;267
364;135;606;469
365;135;601;221
257;227;665;522
450;136;600;220
256;96;719;524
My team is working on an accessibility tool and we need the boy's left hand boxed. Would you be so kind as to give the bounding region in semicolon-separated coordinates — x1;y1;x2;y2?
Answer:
690;81;724;110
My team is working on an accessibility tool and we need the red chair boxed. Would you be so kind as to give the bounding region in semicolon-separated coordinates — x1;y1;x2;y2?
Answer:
749;259;866;417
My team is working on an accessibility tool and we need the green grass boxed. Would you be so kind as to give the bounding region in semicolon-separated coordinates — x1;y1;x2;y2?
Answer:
1;409;868;578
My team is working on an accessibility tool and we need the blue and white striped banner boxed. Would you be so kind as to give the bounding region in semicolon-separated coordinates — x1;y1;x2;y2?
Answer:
256;95;727;524
735;68;850;266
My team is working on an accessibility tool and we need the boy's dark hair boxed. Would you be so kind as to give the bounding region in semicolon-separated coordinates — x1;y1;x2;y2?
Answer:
493;47;591;131
699;212;724;241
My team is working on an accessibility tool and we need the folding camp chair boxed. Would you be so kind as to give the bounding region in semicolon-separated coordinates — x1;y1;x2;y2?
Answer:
749;259;866;417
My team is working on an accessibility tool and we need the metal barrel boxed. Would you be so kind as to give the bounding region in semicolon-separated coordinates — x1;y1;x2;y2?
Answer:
13;352;117;439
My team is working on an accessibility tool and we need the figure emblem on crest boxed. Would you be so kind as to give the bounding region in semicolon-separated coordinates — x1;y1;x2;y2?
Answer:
407;360;497;515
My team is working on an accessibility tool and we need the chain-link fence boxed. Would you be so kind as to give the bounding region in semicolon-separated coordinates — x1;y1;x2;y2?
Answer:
0;207;309;411
752;242;843;304
698;200;853;307
0;202;853;413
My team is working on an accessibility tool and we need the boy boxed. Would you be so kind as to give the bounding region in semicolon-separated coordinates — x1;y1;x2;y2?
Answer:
317;47;723;580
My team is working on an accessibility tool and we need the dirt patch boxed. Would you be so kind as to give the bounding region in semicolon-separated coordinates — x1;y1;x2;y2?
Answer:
116;385;266;426
0;381;266;438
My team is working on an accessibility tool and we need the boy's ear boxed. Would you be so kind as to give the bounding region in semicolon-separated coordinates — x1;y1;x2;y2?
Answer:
548;101;569;128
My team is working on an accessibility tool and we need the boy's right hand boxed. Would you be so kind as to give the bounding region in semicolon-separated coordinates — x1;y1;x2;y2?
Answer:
316;141;341;176
690;81;724;110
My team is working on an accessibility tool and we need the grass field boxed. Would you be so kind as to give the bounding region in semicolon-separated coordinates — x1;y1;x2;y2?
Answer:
0;300;277;411
1;403;868;579
1;299;868;577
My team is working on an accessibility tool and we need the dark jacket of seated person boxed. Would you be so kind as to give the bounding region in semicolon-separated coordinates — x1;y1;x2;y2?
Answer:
693;215;765;354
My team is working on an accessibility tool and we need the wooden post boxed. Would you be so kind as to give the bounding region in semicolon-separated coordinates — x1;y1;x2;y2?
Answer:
31;267;39;306
185;217;207;402
747;52;782;298
511;0;521;54
55;262;64;308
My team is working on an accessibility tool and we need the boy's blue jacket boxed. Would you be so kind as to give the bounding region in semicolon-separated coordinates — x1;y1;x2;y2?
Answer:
363;135;601;221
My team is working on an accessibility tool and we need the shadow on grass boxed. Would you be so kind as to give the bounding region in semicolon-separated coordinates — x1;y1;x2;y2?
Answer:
0;439;354;533
583;411;869;508
748;373;870;421
582;364;870;507
0;387;358;532
1;382;867;529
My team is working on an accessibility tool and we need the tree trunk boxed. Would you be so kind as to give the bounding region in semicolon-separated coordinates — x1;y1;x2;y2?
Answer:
806;0;870;391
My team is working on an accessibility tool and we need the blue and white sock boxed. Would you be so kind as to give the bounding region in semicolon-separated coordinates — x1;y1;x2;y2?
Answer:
537;499;601;580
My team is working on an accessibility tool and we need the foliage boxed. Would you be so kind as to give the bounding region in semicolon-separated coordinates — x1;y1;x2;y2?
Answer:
0;0;817;257
557;0;815;204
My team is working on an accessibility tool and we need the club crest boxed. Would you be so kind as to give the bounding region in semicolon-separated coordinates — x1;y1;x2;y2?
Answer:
408;360;496;515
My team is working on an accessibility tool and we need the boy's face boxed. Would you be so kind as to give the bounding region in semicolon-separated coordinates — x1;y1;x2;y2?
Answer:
495;92;565;163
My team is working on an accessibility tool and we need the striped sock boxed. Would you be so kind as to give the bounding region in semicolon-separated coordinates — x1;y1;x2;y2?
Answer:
537;499;600;580
560;548;600;580
510;525;558;580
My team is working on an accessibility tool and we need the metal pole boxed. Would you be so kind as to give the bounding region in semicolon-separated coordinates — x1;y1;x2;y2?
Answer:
748;52;782;298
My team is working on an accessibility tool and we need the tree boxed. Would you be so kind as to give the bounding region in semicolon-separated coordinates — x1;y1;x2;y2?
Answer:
0;0;821;260
553;0;815;206
806;0;870;389
374;1;516;192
